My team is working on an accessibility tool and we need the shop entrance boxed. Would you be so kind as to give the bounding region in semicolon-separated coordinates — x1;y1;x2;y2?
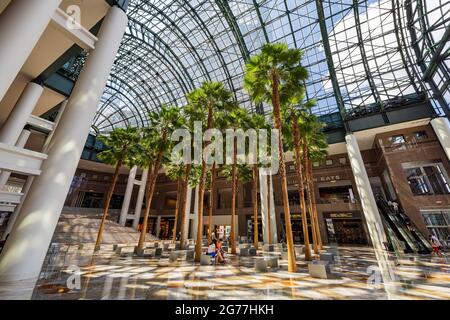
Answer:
141;217;176;239
281;214;314;244
81;192;103;208
325;212;368;245
246;216;263;242
159;218;175;240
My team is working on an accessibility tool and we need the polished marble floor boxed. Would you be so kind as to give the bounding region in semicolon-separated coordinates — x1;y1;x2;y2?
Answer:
31;244;450;300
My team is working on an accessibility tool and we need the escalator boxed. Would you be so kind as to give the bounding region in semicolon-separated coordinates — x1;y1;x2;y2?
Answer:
396;210;432;254
376;197;431;254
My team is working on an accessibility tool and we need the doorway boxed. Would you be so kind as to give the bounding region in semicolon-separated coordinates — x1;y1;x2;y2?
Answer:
328;219;367;244
81;192;104;208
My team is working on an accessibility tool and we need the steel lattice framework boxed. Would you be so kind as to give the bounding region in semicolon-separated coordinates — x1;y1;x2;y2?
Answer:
93;0;450;133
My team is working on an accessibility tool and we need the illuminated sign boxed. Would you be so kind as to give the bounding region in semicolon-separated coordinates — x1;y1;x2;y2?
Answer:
287;175;342;185
329;213;354;218
317;175;341;182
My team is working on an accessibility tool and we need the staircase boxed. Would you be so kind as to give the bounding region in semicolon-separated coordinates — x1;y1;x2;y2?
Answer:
50;208;158;245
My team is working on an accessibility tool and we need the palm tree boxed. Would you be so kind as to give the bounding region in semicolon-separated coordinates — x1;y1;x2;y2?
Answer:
246;113;268;249
302;136;318;253
164;160;186;242
283;104;313;260
177;105;200;250
178;162;192;250
185;82;234;262
222;105;250;254
220;163;252;249
136;105;183;250
94;127;140;251
301;113;328;251
206;165;215;244
205;109;229;244
244;43;308;272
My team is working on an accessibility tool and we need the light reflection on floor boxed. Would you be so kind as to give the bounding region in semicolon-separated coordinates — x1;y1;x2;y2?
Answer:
32;245;450;300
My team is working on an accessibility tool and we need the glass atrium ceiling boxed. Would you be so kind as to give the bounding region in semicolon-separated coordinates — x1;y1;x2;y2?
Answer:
92;0;450;134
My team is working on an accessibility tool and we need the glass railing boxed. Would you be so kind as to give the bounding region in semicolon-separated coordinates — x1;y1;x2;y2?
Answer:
58;52;88;82
317;194;357;204
377;138;435;153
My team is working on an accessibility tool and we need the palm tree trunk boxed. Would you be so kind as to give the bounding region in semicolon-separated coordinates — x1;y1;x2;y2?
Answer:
272;71;297;272
137;151;163;249
94;159;123;251
303;141;319;254
172;177;182;242
231;137;238;254
179;164;191;250
208;163;216;244
267;172;272;245
195;105;213;262
252;164;259;249
293;119;311;260
309;161;323;250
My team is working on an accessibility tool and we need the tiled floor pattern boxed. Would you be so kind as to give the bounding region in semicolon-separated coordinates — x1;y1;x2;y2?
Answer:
32;246;450;300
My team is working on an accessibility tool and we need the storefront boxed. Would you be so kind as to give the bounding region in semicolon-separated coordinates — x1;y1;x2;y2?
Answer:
158;218;175;240
421;209;450;244
137;216;175;240
200;215;232;241
81;192;104;208
245;216;263;242
280;214;315;244
324;212;368;245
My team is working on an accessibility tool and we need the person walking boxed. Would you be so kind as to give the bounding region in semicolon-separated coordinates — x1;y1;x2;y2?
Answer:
430;234;444;257
391;201;399;214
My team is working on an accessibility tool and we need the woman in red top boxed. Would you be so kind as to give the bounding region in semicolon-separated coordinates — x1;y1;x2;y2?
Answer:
215;239;225;263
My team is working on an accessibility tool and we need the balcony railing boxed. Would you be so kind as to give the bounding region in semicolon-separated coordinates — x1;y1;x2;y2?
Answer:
378;139;436;154
0;143;47;176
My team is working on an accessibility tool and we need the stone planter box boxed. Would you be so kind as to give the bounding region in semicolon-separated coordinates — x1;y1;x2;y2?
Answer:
200;254;211;265
255;259;268;272
319;252;334;263
240;248;249;256
169;251;179;262
308;261;331;279
265;256;278;268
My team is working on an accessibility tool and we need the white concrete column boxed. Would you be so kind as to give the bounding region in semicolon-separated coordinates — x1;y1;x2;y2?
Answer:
0;6;128;299
0;129;31;191
268;175;277;243
3;101;68;240
259;172;270;244
132;169;148;230
0;0;61;102
155;216;162;239
346;134;397;296
191;186;200;239
119;166;137;226
0;82;43;145
183;186;193;240
41;100;68;154
431;117;450;162
346;134;386;243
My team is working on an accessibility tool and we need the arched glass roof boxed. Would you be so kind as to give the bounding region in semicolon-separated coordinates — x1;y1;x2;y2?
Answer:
92;0;450;134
